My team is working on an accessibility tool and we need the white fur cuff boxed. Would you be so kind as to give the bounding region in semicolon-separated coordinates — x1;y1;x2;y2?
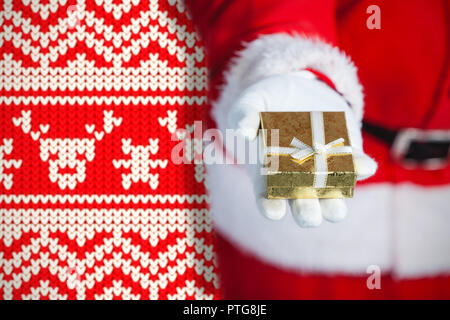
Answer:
212;34;364;129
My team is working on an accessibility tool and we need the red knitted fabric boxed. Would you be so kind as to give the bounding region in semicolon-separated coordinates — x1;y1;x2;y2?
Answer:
0;0;220;299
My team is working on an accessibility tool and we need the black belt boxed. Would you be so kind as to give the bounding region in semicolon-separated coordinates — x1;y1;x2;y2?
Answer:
362;121;450;169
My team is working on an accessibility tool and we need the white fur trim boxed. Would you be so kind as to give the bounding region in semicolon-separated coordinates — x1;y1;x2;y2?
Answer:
207;156;450;278
393;184;450;278
212;33;364;134
207;155;392;275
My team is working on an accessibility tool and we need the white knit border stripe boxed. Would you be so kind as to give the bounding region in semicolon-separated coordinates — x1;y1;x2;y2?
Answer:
212;33;364;134
0;96;207;106
0;75;207;91
0;208;212;221
0;194;209;204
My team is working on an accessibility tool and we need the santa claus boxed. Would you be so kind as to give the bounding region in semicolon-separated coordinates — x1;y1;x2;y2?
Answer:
184;0;450;299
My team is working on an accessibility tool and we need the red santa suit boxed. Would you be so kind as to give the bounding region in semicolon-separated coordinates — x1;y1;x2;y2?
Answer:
185;0;450;299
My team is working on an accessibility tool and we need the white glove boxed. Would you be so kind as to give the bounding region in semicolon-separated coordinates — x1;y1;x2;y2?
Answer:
227;71;377;228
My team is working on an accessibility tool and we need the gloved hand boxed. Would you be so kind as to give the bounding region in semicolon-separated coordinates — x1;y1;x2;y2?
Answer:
227;71;377;227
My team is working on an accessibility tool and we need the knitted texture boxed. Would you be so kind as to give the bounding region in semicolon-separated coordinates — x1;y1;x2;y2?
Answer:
0;0;220;299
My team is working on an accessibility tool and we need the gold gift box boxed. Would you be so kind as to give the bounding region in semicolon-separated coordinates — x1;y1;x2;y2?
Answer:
260;112;356;199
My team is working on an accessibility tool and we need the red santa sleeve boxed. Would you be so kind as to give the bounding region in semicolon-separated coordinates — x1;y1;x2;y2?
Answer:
185;0;364;126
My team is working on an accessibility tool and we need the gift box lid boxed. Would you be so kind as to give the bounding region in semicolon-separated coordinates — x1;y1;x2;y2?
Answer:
260;111;356;188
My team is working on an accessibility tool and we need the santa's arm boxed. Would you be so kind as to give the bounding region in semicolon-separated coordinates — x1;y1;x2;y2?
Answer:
184;0;376;227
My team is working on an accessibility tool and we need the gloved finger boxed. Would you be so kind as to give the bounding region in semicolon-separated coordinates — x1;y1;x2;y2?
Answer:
227;89;266;141
256;196;287;220
289;199;322;228
250;161;287;220
320;198;347;223
353;152;378;180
